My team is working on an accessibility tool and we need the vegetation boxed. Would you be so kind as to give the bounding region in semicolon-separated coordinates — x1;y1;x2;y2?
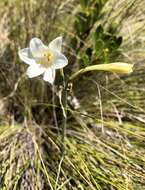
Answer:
0;0;145;189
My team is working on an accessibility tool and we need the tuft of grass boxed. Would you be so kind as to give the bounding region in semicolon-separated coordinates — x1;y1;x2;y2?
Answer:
0;120;145;189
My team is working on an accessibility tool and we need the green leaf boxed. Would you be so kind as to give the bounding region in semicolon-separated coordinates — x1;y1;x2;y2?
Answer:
80;0;89;8
79;53;90;67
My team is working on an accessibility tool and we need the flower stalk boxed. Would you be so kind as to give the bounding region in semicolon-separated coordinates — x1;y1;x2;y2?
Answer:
60;69;68;154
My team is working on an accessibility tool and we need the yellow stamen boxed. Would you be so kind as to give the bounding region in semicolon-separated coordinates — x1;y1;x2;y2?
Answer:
38;51;54;67
43;52;54;62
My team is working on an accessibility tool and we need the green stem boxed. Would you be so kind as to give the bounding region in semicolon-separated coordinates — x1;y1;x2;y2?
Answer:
52;84;59;135
60;70;68;155
69;68;86;81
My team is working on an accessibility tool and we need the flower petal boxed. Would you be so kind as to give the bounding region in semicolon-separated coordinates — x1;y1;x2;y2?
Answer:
30;37;47;58
49;36;63;52
43;68;55;84
18;48;36;65
26;64;45;78
52;53;68;69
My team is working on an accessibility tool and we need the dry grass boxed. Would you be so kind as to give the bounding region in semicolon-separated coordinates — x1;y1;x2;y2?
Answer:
0;0;145;189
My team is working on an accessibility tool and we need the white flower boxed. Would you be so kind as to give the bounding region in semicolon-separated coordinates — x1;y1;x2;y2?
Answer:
18;36;68;84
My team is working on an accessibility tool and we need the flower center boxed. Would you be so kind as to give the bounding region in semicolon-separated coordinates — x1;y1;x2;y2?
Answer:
43;51;54;62
38;51;54;67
